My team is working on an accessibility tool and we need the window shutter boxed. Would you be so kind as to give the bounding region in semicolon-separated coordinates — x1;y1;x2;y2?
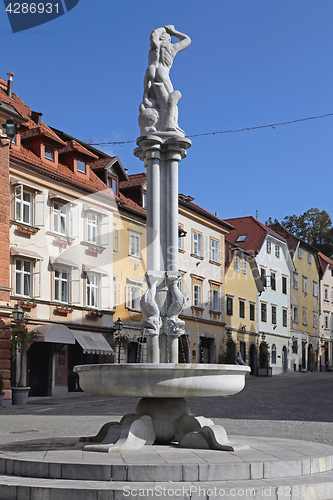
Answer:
100;274;110;309
32;260;41;298
34;192;45;226
100;214;110;246
13;185;22;221
70;268;81;304
69;205;79;238
126;285;132;308
113;281;122;306
113;228;120;252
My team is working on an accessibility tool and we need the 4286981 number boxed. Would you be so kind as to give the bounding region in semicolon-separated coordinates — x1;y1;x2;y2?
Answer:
6;3;59;14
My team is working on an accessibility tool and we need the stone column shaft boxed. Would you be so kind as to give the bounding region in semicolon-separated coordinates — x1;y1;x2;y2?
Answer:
146;146;161;272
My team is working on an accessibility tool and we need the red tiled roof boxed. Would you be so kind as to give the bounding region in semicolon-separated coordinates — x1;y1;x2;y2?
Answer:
224;216;286;253
21;125;67;146
179;195;234;230
90;157;117;170
318;252;333;275
10;147;109;194
59;140;98;159
118;192;146;217
120;173;147;189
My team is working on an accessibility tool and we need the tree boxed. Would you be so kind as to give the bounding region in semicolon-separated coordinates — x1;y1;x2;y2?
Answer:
267;209;333;257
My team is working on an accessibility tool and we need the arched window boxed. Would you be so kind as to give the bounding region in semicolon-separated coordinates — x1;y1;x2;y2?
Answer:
271;344;277;364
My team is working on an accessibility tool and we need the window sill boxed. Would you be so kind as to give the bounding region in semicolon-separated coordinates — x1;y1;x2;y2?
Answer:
209;260;221;266
190;254;204;260
11;220;40;236
81;241;106;254
126;307;141;313
128;254;141;260
178;248;185;254
191;306;204;318
46;231;74;246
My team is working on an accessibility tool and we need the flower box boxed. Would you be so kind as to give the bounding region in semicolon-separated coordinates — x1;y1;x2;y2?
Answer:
86;244;104;254
55;306;73;314
19;300;37;309
55;236;73;246
16;225;39;236
87;310;103;318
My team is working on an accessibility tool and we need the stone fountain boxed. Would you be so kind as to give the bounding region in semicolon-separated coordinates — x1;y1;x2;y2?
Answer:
74;25;250;452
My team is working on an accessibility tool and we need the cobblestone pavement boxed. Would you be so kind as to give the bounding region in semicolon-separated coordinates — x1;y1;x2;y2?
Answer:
0;371;332;446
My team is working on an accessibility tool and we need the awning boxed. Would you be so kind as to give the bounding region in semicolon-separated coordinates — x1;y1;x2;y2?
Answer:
49;256;78;268
72;330;114;355
30;324;75;344
82;264;108;276
11;247;43;260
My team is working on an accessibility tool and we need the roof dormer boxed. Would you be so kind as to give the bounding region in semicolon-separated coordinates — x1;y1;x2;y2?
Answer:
20;125;66;165
58;140;98;175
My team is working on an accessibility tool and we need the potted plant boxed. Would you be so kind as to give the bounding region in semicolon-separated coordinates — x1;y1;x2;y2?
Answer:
19;299;37;310
87;310;103;318
0;371;4;406
257;341;272;376
219;337;236;364
7;314;40;404
55;305;73;314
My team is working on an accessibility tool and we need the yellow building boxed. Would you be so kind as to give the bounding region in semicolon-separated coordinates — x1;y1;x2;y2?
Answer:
224;240;264;365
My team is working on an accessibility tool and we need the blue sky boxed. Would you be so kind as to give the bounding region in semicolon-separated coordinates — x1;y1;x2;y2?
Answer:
1;0;333;225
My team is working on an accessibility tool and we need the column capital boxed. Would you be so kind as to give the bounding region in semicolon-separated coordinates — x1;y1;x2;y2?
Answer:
134;135;163;162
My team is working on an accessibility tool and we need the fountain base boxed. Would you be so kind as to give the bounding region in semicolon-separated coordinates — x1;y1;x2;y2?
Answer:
80;397;249;452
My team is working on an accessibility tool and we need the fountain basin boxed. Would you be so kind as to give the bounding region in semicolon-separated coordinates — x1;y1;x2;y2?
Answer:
73;363;250;398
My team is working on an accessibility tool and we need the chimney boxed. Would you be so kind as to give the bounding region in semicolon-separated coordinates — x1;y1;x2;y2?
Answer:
31;111;43;126
6;73;14;99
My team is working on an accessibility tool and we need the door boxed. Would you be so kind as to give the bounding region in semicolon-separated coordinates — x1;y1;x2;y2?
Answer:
249;343;257;375
27;342;53;397
282;346;288;372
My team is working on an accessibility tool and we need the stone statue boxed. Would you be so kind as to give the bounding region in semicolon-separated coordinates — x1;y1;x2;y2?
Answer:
138;25;191;136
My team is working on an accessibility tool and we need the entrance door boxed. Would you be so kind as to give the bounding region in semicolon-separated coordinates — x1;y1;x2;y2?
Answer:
249;343;257;375
27;343;53;397
199;337;214;363
307;344;314;371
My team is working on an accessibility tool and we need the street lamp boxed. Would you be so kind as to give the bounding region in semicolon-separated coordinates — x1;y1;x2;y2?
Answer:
12;304;24;324
261;333;266;342
112;318;124;363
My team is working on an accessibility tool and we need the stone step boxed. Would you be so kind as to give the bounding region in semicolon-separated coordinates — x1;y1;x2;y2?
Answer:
1;471;333;499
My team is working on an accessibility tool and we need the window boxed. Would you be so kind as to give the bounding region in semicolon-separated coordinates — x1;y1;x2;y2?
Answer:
242;258;247;275
193;231;202;257
178;224;185;251
211;289;220;312
142;192;146;209
226;296;233;316
302;277;307;294
87;212;99;244
271;305;277;325
298;247;302;259
282;308;287;327
239;299;245;319
53;201;67;235
236;234;247;243
293;306;298;323
193;284;202;307
249;303;255;321
271;272;276;291
107;176;118;194
308;252;312;264
266;241;271;253
302;307;307;326
275;245;280;258
86;274;99;308
54;267;69;303
44;145;54;161
234;255;240;272
324;287;329;301
126;285;141;310
261;303;267;322
129;233;140;258
271;344;277;364
293;273;298;289
325;314;329;330
282;276;287;295
211;239;219;263
14;186;32;225
261;268;266;287
15;259;31;296
313;282;318;297
77;160;86;173
313;312;318;329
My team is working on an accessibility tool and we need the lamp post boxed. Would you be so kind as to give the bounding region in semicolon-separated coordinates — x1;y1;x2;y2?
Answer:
112;318;124;364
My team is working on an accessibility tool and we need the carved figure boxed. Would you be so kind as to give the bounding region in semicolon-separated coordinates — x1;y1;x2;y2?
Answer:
139;25;191;136
140;277;162;332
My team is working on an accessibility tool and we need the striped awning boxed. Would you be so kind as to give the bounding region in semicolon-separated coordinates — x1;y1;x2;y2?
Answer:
72;330;114;355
